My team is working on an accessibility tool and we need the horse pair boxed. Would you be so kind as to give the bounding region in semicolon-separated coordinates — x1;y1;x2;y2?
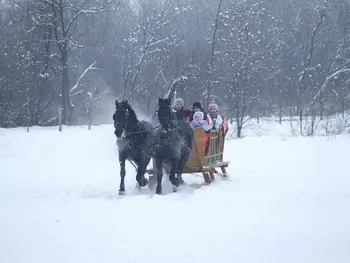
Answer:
113;99;194;195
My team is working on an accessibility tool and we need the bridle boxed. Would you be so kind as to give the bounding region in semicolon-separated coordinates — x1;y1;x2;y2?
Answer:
113;108;130;137
158;105;177;132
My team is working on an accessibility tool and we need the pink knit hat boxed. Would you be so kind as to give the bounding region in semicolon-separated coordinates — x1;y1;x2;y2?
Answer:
208;101;218;112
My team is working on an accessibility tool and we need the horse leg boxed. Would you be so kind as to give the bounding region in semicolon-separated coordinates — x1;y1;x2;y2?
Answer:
176;150;190;185
136;157;150;187
177;174;185;185
175;155;184;185
119;154;127;194
170;159;180;190
155;155;163;195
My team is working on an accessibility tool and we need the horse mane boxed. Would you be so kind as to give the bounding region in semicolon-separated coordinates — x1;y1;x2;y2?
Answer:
125;102;138;123
115;100;139;122
158;98;171;107
126;103;154;144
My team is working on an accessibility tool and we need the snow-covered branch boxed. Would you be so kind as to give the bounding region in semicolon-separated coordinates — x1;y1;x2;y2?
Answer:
152;60;168;85
312;68;350;102
69;62;98;94
67;40;85;49
147;39;165;48
298;3;325;84
164;76;188;100
65;9;108;33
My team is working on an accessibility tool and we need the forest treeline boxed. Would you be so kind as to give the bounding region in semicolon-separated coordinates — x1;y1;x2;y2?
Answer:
0;0;349;136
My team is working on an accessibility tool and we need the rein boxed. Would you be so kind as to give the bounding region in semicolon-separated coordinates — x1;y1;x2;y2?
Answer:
160;125;178;133
122;125;161;136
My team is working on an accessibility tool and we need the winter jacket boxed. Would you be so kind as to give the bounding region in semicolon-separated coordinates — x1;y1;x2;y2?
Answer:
210;115;223;130
190;119;209;129
188;111;213;131
173;107;187;121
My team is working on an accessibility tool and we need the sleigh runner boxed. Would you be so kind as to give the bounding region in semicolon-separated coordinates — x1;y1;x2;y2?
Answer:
147;122;229;184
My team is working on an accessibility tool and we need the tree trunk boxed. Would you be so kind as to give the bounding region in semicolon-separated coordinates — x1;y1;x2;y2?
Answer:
87;94;92;130
237;124;242;138
299;107;303;135
256;89;260;123
206;0;223;109
61;43;70;125
26;89;30;133
58;97;63;132
310;108;315;136
279;97;282;124
320;89;324;120
298;93;304;135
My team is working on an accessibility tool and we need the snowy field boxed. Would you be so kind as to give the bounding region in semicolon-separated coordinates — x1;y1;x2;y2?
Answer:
1;122;350;263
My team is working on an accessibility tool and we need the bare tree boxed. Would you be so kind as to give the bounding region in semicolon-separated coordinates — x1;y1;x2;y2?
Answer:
293;2;326;135
205;0;223;108
40;0;108;125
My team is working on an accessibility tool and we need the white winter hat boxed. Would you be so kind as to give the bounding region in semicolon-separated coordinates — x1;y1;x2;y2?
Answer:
174;98;184;105
193;111;204;119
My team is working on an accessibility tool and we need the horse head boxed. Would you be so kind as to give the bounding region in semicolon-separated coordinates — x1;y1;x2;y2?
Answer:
113;100;130;137
157;98;173;131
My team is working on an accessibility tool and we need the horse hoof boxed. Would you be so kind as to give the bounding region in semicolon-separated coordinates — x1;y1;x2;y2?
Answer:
138;178;148;187
156;188;162;195
221;173;230;180
137;177;148;187
172;185;178;192
172;178;181;187
118;190;126;195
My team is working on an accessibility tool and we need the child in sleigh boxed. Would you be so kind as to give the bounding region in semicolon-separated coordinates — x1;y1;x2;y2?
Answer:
190;111;210;145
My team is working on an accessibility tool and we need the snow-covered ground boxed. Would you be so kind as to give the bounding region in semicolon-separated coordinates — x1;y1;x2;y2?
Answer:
1;123;350;263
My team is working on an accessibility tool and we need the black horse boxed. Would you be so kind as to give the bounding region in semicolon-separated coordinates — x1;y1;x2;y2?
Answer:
113;100;157;194
154;98;194;194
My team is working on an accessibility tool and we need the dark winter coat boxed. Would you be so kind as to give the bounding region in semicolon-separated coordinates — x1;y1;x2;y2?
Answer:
173;107;187;121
